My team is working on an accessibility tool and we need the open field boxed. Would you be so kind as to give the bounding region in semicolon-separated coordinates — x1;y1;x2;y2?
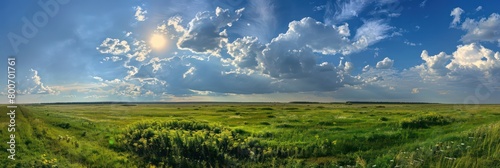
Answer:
1;103;499;167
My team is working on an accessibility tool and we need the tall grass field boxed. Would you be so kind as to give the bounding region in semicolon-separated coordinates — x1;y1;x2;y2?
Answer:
1;103;499;167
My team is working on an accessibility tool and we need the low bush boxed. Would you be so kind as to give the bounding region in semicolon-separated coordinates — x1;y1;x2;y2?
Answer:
379;117;389;121
54;122;71;129
116;120;266;167
260;122;271;125
400;113;454;129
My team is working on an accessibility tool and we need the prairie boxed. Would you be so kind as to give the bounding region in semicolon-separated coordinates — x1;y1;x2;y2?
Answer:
0;103;499;167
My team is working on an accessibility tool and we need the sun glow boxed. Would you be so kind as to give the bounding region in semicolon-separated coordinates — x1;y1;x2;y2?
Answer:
149;34;167;50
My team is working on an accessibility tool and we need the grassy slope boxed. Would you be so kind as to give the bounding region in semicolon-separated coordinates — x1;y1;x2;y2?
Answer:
0;103;499;167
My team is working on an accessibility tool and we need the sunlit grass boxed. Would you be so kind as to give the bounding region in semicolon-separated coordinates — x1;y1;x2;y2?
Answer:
0;103;499;167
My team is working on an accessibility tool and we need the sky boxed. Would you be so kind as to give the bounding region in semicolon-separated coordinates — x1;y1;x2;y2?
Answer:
1;0;500;104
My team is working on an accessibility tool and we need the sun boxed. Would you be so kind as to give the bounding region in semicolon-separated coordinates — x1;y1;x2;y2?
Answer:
149;34;167;50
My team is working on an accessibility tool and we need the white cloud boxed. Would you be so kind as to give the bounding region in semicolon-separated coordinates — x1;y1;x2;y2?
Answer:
125;32;132;37
344;62;354;73
226;36;263;69
460;13;500;45
419;50;452;76
404;40;421;46
475;6;482;12
270;17;354;56
259;17;389;60
450;7;464;27
362;65;371;72
388;13;401;17
97;38;131;55
411;88;420;94
446;43;500;72
314;5;326;11
256;17;372;78
134;6;147;21
376;57;394;69
18;69;59;95
345;42;500;103
353;19;393;50
103;56;123;62
93;76;104;82
419;0;427;8
183;67;196;79
167;16;186;33
177;7;244;56
325;0;372;24
84;95;108;99
127;39;151;62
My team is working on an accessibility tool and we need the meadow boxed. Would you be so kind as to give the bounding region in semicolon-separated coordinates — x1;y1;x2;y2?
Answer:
0;103;499;167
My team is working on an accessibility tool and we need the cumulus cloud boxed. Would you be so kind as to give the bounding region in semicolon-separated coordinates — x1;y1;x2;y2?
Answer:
450;7;464;27
344;61;354;73
345;42;500;103
460;13;500;45
413;43;500;83
224;17;389;79
262;17;388;58
446;43;500;73
376;57;394;69
261;45;317;78
127;39;151;62
92;6;396;99
97;38;131;55
255;17;365;78
177;7;245;56
272;17;353;55
18;69;59;95
134;6;147;21
226;36;263;69
418;50;452;76
167;16;186;34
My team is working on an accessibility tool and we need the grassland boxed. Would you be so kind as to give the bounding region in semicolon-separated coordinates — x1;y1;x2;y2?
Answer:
0;103;499;167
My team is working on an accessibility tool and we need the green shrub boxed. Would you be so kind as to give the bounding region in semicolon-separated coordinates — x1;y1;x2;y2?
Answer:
116;120;266;167
318;121;335;126
276;124;294;128
379;117;389;121
54;122;71;129
260;122;271;125
400;113;454;129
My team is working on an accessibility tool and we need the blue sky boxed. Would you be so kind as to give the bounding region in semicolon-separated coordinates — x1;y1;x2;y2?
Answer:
1;0;500;103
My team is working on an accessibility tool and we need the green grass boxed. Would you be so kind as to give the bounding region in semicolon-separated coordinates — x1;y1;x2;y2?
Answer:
0;103;499;167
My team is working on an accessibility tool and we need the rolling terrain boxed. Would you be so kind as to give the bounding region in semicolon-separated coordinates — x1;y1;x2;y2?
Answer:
1;103;499;167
